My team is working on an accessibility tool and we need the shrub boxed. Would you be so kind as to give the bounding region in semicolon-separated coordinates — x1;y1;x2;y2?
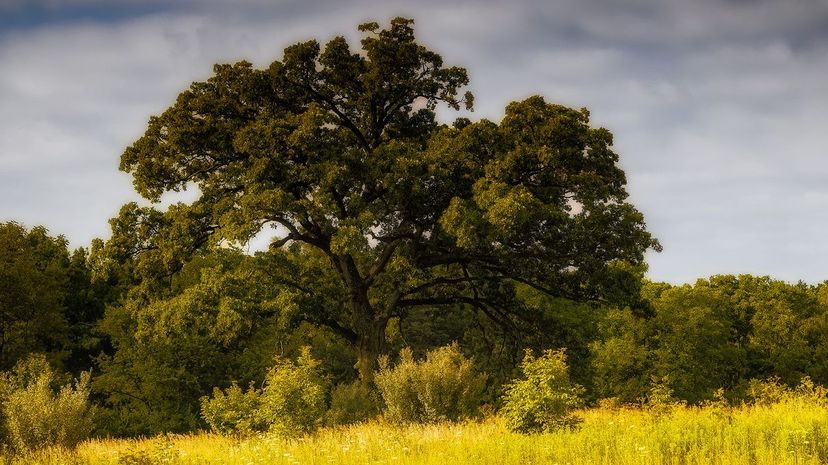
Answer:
200;382;265;434
199;348;329;436
747;377;791;406
597;397;624;410
375;344;486;424
700;387;730;410
255;347;330;436
747;376;828;406
0;355;95;452
500;349;584;434
326;381;381;426
794;376;828;406
644;376;685;414
375;349;422;423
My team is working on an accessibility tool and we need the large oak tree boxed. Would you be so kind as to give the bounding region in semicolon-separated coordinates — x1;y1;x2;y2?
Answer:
111;18;659;382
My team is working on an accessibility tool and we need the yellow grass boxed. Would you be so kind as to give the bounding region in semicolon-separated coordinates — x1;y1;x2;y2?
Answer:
4;398;827;465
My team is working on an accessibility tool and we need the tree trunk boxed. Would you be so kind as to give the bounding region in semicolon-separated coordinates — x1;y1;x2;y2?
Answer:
354;312;388;385
339;255;389;385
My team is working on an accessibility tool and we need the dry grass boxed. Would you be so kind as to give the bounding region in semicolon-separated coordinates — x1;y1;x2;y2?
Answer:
4;397;827;464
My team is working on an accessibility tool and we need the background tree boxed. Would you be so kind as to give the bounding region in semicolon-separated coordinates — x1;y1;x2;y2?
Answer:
111;17;658;383
93;249;353;434
0;223;68;369
0;222;105;373
591;275;828;403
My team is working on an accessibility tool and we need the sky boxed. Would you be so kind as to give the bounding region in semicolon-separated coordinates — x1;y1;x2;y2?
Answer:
1;0;828;284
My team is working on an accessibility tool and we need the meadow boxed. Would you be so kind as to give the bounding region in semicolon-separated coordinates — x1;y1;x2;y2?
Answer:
5;396;827;465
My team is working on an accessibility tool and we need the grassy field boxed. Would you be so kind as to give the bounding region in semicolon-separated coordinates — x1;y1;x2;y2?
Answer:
4;398;828;465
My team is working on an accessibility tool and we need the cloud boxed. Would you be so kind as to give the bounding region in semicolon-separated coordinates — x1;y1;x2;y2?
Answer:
2;0;828;283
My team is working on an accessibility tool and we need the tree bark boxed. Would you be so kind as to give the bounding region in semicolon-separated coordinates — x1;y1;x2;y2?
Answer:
353;305;388;385
335;253;389;384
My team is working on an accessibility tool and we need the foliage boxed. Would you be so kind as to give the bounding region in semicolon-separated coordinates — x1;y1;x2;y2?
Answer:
747;376;828;407
200;383;265;434
326;381;381;426
746;377;791;406
93;251;352;436
512;286;608;398
199;348;329;436
375;344;486;424
0;355;95;452
644;376;685;414
388;285;611;408
591;275;828;404
0;223;68;370
93;251;260;434
256;347;330;436
0;223;110;375
590;307;651;402
11;16;828;447
109;16;658;384
500;349;585;433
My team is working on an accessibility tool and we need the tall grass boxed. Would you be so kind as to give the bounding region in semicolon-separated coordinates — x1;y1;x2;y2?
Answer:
4;397;827;465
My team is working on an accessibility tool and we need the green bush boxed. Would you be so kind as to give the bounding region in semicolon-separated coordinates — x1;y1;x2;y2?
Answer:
644;376;685;414
255;347;330;436
200;382;265;434
500;349;584;434
375;344;486;424
0;355;95;452
326;381;381;426
200;348;329;436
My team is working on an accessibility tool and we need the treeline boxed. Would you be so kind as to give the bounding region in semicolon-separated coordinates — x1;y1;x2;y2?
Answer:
0;223;111;373
2;221;828;438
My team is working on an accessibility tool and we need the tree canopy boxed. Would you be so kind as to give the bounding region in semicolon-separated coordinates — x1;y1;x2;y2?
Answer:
0;222;106;372
111;17;659;382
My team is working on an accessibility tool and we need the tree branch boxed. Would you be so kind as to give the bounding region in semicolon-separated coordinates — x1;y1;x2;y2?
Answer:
401;275;503;297
269;233;297;249
364;240;401;286
396;295;515;333
293;79;372;153
330;187;348;218
306;314;359;345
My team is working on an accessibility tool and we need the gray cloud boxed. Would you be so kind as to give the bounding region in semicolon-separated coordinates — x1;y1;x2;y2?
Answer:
2;0;828;283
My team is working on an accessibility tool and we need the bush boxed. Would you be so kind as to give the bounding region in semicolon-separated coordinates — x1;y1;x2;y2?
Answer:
326;381;381;426
500;349;584;434
794;376;828;406
200;348;329;436
375;344;486;424
644;376;685;414
0;355;95;452
597;397;624;410
200;382;265;434
746;377;791;406
256;347;330;436
747;376;828;406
